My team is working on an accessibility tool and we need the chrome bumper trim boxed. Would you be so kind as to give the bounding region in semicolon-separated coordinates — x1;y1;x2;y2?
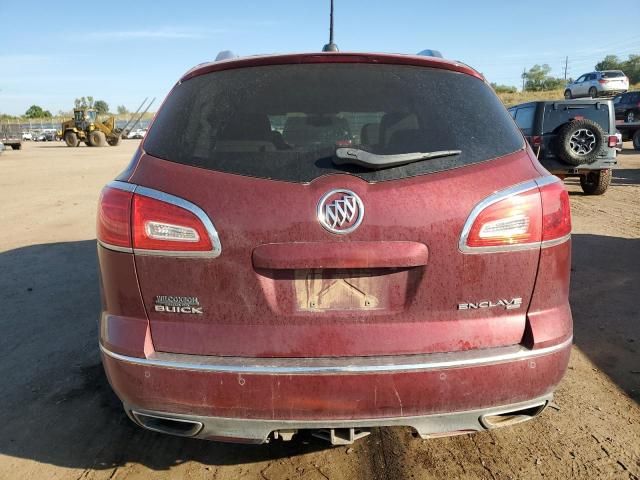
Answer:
100;336;572;375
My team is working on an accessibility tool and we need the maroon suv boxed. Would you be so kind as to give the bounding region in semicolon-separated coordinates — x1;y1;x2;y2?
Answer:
97;52;573;445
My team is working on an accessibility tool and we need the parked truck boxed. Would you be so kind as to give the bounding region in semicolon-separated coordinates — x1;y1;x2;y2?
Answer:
0;124;23;150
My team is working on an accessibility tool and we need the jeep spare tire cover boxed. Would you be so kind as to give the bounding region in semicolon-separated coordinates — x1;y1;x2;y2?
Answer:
554;119;604;166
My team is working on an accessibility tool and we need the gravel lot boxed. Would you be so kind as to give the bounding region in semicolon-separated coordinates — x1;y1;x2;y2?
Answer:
0;141;638;479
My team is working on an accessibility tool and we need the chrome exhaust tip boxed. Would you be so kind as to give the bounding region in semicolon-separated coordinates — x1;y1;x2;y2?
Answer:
480;401;547;429
131;411;203;437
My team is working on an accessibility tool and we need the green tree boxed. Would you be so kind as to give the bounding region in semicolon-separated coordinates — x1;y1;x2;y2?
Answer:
622;54;640;84
94;100;109;114
24;105;52;118
595;55;621;72
490;83;517;94
594;53;640;83
524;64;565;91
117;105;129;115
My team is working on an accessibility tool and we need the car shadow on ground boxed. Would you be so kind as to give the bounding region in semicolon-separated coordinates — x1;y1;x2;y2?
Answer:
0;235;637;472
570;234;639;402
0;240;335;472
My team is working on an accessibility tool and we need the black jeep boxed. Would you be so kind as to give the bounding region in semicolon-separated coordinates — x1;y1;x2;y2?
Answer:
508;99;618;195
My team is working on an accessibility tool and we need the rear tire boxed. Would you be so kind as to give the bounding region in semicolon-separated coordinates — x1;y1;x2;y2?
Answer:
107;135;121;146
633;130;640;151
11;144;22;150
580;170;611;195
588;87;598;98
89;130;107;147
626;110;636;123
554;119;604;165
64;131;79;147
564;89;572;100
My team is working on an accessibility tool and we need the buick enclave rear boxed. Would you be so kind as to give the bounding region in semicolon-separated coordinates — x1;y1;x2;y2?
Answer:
97;52;572;444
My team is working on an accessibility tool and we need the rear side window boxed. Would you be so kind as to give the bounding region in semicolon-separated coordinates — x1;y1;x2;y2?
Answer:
145;64;524;183
542;104;611;134
514;106;536;133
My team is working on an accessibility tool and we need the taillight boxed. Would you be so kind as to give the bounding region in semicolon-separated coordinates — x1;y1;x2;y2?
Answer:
607;135;618;148
460;177;571;253
539;181;571;243
530;135;543;148
97;185;133;249
97;182;221;257
132;193;212;252
598;79;608;84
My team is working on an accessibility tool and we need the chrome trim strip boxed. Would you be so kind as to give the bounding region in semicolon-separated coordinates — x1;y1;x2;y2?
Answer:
541;233;571;249
458;176;563;254
133;186;222;258
97;240;134;254
107;180;136;193
100;336;572;375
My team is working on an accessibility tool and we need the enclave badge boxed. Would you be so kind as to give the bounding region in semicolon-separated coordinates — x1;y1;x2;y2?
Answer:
457;298;522;311
154;296;203;314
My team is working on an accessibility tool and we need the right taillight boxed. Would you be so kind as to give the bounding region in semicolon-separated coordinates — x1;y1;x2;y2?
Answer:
539;181;571;243
460;177;571;253
97;182;221;257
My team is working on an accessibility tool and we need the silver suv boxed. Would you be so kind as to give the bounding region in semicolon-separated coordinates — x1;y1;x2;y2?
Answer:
564;71;629;99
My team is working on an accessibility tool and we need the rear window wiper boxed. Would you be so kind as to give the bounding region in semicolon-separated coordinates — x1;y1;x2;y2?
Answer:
334;148;462;170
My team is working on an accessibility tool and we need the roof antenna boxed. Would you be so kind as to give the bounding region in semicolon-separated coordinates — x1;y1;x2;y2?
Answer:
322;0;339;52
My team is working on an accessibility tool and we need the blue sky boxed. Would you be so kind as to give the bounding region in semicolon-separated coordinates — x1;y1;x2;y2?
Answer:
1;0;638;115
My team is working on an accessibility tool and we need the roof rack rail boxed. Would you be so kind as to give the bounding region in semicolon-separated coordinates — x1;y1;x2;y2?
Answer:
215;50;238;61
417;49;443;58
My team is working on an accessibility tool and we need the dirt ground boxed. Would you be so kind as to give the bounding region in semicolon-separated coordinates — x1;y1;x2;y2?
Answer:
0;141;638;480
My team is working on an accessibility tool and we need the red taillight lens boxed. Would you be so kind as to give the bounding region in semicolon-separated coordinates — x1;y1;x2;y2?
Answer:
607;135;618;147
531;135;543;147
132;194;213;252
97;186;133;248
462;178;571;252
598;79;607;84
540;181;571;242
465;188;542;248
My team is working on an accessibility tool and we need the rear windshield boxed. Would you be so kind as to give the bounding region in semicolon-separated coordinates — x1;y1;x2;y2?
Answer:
601;71;625;78
145;64;524;183
542;103;611;135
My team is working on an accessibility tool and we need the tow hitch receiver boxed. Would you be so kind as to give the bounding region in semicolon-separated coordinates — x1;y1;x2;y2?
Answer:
312;428;371;445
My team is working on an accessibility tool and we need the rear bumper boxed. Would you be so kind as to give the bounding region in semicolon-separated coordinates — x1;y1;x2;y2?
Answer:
101;336;572;443
125;394;553;444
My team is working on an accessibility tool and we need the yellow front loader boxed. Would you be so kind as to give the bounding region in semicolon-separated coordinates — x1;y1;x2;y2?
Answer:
62;108;122;147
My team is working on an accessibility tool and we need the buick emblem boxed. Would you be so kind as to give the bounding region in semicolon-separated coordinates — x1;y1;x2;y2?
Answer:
317;189;364;234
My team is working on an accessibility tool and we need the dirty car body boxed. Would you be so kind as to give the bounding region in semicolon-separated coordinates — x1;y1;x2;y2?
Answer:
97;52;573;444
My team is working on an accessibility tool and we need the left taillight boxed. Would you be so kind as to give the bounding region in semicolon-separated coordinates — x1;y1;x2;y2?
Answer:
132;193;213;252
97;186;133;249
97;183;221;256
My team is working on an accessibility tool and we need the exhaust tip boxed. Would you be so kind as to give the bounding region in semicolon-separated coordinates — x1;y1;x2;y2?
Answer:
131;411;203;437
480;402;547;429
